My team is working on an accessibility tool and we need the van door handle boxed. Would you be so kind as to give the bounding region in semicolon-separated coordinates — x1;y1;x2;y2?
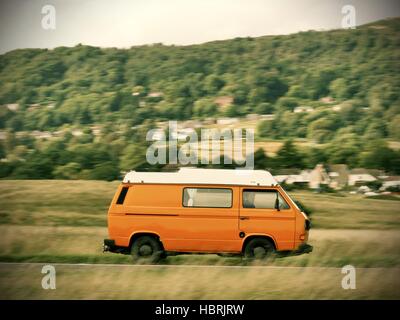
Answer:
240;216;249;220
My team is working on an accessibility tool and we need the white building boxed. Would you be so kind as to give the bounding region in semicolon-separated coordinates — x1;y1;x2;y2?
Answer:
6;104;19;111
260;114;275;121
381;176;400;190
216;117;239;125
147;92;163;98
273;170;312;186
309;164;330;189
348;169;378;186
332;105;342;112
294;106;314;113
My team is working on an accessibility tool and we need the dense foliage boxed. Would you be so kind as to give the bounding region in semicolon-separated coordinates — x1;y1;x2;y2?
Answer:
0;18;399;179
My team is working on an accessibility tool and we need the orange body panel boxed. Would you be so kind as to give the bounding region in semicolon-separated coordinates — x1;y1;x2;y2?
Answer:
107;183;309;253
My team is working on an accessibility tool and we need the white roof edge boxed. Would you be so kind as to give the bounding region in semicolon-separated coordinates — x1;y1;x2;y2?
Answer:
123;168;278;186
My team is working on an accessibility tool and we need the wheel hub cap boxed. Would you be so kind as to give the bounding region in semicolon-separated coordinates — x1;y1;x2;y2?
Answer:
253;246;266;258
139;244;153;256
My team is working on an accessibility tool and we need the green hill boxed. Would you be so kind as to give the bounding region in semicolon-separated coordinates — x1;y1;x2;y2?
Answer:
0;17;399;179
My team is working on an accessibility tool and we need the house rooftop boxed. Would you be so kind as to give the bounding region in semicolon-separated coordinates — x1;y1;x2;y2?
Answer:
328;164;349;172
382;176;400;181
123;168;278;186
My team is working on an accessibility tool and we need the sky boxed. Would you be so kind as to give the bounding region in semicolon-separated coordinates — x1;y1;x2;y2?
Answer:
0;0;399;54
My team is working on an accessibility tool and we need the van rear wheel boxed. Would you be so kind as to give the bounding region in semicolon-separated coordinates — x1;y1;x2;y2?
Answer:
131;236;164;264
244;238;275;260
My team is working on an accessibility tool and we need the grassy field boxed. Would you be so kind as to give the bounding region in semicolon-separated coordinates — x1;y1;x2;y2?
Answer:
1;180;399;229
1;263;399;300
0;180;399;299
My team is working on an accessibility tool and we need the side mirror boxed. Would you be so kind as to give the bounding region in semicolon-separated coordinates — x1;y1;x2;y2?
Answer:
275;197;280;211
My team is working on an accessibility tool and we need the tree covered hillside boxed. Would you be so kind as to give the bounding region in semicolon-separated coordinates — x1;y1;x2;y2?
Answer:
0;18;399;179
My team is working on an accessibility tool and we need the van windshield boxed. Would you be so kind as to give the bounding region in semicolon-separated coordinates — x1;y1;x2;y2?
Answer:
279;187;300;211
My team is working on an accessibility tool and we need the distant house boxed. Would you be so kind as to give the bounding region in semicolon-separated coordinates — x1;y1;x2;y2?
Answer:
320;96;335;104
216;117;239;125
308;163;349;190
90;125;102;136
308;164;331;189
214;96;233;109
274;169;312;187
348;168;381;186
287;170;312;186
276;164;391;191
273;169;305;185
293;106;314;113
146;92;164;102
147;92;163;98
273;163;396;191
31;131;52;139
260;114;275;121
71;129;83;137
331;105;342;112
381;176;400;190
5;104;19;111
327;164;349;189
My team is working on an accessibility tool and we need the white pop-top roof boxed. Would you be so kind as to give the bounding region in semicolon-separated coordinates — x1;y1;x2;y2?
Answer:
123;168;278;186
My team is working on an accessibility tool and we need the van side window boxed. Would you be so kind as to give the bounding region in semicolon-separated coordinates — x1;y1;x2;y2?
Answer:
183;188;232;208
116;186;129;205
243;189;290;209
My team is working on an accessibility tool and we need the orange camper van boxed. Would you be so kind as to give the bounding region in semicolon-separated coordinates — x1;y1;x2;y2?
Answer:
103;168;312;263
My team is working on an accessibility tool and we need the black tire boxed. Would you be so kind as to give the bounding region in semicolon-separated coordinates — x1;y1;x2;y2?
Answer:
131;236;164;264
244;238;275;260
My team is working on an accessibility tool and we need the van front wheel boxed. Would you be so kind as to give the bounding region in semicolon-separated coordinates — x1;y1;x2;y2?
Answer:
244;238;275;260
131;236;164;264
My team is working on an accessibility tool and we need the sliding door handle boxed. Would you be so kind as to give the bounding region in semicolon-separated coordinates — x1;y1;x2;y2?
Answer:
240;216;249;220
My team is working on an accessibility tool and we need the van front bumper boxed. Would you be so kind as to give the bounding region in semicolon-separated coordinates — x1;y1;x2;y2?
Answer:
294;243;313;254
